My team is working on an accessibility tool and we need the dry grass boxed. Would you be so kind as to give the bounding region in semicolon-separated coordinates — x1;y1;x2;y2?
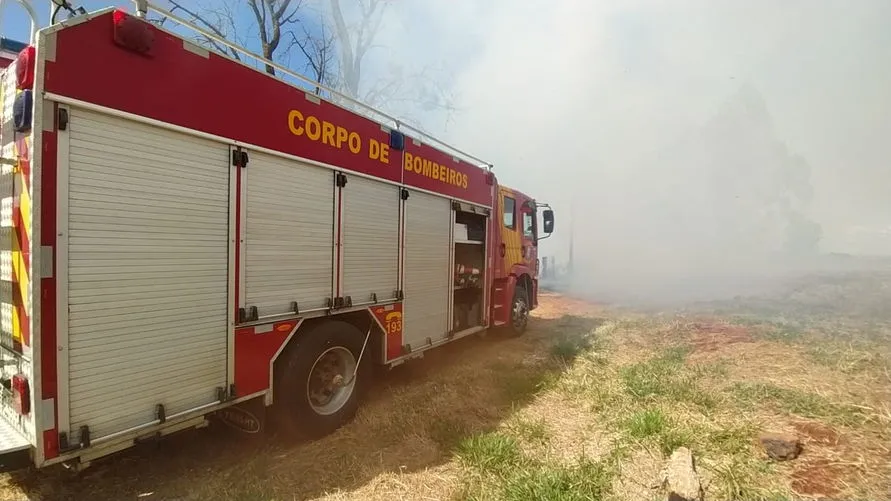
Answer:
1;275;890;501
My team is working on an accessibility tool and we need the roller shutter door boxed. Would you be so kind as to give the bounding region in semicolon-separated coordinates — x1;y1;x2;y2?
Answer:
244;151;334;317
402;191;450;348
66;108;230;441
341;175;399;304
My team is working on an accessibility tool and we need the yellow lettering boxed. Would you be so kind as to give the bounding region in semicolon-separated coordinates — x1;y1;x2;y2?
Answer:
321;121;336;146
348;132;361;154
288;110;305;136
369;139;381;160
380;143;390;164
305;116;321;141
335;126;348;149
402;153;472;190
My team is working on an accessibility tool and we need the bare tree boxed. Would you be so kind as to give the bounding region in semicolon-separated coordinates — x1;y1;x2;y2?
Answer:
288;15;338;95
163;1;244;61
166;0;303;75
328;0;387;99
327;0;457;127
162;0;456;126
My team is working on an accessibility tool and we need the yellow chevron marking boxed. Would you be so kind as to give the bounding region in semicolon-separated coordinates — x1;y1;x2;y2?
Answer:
19;187;29;240
12;300;21;344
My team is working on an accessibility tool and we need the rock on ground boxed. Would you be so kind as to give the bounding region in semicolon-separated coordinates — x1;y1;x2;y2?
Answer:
663;447;703;501
759;432;802;461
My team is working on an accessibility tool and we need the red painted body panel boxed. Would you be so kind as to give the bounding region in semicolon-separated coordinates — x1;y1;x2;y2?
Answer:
44;13;492;207
369;303;403;362
234;320;298;397
39;110;59;459
403;139;491;207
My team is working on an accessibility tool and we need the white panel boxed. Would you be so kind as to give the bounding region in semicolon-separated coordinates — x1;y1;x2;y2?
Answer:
244;151;334;317
402;191;450;348
341;175;399;304
66;108;230;441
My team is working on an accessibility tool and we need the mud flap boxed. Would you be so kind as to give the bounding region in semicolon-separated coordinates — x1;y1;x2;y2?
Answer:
210;397;266;436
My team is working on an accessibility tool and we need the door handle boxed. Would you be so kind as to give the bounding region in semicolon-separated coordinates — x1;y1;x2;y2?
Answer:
499;243;505;257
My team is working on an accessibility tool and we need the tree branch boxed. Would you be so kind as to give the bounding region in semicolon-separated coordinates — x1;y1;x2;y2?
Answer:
167;1;241;61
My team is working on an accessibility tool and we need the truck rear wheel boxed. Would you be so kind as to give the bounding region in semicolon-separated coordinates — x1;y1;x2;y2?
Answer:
507;286;530;336
273;320;371;439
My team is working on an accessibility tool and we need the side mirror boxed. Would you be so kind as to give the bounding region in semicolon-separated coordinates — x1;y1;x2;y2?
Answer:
542;209;554;234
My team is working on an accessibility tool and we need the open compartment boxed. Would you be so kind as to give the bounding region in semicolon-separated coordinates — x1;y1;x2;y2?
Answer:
452;203;488;332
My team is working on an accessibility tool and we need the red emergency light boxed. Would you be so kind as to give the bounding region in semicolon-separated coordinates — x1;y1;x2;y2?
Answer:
14;46;35;90
113;10;154;56
12;374;30;415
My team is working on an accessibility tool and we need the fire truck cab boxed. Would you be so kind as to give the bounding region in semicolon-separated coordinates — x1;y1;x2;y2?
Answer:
0;0;554;470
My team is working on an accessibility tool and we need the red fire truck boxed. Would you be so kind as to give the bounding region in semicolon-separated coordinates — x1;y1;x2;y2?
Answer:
0;1;554;470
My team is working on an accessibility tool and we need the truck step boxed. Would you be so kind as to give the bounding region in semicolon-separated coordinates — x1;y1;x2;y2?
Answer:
0;417;29;472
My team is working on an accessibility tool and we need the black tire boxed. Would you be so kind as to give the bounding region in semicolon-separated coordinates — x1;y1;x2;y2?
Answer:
506;286;530;336
273;320;371;439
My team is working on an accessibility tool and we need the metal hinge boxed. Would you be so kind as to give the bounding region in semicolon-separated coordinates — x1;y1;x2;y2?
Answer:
57;108;69;131
329;296;352;310
238;306;258;323
59;425;91;453
335;172;348;188
232;149;249;168
217;384;237;402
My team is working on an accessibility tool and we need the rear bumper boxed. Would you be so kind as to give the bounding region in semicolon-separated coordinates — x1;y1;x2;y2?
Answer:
0;418;31;472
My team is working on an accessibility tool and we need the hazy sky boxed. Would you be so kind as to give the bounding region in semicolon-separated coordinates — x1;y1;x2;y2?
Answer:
380;0;891;252
2;0;889;259
368;0;891;257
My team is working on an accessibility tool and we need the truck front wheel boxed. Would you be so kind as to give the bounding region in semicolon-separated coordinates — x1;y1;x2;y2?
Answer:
507;286;530;336
273;320;371;439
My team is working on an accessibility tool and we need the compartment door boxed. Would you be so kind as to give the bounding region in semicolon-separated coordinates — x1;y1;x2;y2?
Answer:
64;107;231;442
402;190;450;349
340;175;399;305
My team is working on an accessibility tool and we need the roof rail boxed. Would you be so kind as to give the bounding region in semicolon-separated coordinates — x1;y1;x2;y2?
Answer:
0;0;39;44
132;0;493;171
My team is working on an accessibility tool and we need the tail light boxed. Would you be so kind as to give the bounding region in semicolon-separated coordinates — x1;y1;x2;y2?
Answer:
14;46;35;90
113;10;154;56
11;374;30;415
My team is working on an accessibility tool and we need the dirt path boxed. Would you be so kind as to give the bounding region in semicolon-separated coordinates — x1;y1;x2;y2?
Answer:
1;291;888;501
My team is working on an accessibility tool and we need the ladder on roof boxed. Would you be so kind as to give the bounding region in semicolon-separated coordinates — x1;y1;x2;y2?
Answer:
0;0;39;44
127;0;494;172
